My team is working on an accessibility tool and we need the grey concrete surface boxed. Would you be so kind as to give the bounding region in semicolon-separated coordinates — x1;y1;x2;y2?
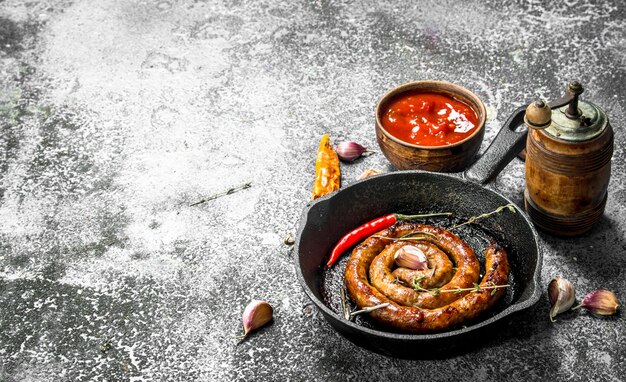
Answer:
0;0;624;381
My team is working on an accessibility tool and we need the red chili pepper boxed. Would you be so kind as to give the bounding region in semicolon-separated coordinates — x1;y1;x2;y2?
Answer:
325;212;452;267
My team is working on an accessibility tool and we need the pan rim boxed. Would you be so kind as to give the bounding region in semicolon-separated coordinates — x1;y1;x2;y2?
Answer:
294;170;543;341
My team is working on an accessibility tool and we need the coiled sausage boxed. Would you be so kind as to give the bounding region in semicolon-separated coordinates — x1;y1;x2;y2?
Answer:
344;222;510;333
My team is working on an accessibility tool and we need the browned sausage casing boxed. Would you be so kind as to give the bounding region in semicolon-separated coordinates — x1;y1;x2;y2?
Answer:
344;222;510;333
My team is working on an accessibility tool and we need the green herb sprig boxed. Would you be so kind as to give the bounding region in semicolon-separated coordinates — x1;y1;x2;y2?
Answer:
449;203;516;231
412;275;509;296
190;181;252;206
372;231;438;242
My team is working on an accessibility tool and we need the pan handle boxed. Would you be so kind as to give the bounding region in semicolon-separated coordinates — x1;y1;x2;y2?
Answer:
464;105;527;185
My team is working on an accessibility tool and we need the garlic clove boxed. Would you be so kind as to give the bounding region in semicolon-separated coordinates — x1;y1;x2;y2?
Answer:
394;245;428;270
548;277;576;322
578;290;619;316
242;300;273;337
336;141;369;162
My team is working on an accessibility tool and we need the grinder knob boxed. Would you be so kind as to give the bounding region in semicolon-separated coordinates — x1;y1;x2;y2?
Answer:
524;100;551;130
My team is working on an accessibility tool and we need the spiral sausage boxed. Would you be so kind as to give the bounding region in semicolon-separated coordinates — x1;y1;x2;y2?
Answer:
344;222;510;333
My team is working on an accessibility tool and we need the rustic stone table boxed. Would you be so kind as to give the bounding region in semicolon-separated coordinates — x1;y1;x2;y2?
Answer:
1;0;624;380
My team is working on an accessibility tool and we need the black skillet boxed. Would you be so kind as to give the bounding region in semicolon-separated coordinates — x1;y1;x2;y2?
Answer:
294;106;542;359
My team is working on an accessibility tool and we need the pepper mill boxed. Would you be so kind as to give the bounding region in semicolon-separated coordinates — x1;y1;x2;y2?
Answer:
524;81;614;236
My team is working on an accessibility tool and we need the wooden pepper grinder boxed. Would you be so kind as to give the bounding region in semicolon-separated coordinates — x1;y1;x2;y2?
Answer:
524;81;614;236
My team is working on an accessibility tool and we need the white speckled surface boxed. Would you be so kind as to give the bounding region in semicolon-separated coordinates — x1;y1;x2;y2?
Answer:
0;0;624;380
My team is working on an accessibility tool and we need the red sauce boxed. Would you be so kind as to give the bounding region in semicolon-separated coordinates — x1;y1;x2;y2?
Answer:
382;91;479;146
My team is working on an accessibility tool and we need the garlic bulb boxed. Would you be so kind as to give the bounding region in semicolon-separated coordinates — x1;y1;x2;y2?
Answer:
242;300;273;337
548;277;576;322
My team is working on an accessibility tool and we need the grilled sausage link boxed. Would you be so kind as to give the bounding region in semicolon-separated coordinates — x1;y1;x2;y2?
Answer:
344;222;510;333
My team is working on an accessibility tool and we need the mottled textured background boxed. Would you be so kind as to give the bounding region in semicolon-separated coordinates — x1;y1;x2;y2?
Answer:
0;0;624;381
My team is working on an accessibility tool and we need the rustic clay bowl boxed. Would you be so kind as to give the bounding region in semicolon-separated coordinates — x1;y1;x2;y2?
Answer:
375;80;487;172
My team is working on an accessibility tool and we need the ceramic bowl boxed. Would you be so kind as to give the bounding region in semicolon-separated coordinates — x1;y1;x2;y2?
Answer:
375;80;487;172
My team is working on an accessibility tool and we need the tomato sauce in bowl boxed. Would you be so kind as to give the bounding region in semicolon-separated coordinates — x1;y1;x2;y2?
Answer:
382;91;479;147
375;80;486;172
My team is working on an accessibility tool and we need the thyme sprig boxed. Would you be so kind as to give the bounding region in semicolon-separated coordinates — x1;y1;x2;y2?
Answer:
412;275;510;296
391;277;405;286
341;286;351;320
190;181;252;206
372;231;438;242
449;203;516;231
394;212;453;220
349;303;390;318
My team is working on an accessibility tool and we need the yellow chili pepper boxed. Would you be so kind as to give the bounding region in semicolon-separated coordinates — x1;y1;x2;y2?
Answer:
312;134;340;199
